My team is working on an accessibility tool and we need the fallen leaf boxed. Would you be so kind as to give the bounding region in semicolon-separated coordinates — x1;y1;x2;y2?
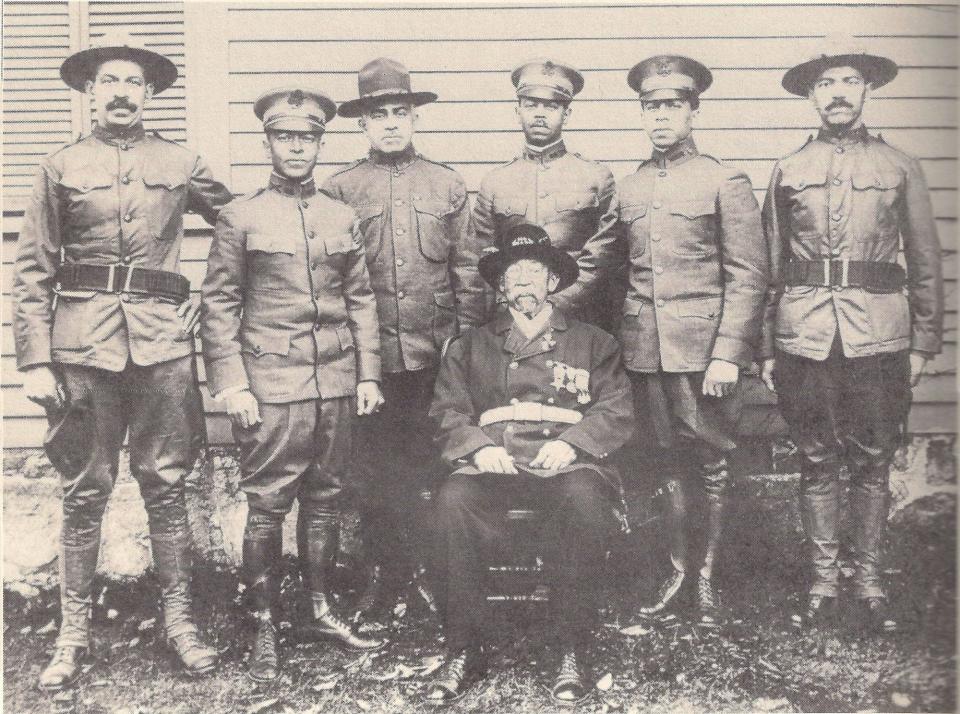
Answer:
752;696;790;711
107;609;119;620
418;655;444;677
619;625;650;637
367;666;400;682
128;637;140;648
246;698;279;714
18;626;31;635
53;690;74;702
891;692;912;708
138;618;155;632
356;700;372;712
393;602;408;619
312;680;337;692
396;664;417;679
37;620;56;635
89;679;109;687
596;673;613;691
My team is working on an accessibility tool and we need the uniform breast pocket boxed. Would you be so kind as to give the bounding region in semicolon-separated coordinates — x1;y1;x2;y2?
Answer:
620;203;649;258
669;200;718;257
413;199;453;263
492;195;528;220
246;233;297;291
554;192;599;214
142;169;188;239
322;232;355;271
851;171;903;241
780;169;828;229
58;169;116;238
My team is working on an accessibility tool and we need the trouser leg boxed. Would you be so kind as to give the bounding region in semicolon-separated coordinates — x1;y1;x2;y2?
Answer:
51;365;126;649
127;357;203;639
543;470;614;650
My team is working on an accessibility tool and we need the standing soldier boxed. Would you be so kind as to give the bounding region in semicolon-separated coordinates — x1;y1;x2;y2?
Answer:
201;88;386;683
13;34;232;690
760;40;943;633
603;56;768;621
321;58;489;620
473;58;619;329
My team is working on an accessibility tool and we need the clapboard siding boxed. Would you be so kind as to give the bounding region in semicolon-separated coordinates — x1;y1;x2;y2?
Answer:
2;2;956;447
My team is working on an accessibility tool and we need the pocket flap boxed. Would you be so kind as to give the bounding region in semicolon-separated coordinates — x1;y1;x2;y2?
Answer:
413;198;452;218
335;324;355;350
142;169;187;190
670;200;716;219
494;196;528;217
622;296;646;316
59;170;113;193
555;192;599;212
247;233;295;255
780;169;828;191
325;233;355;255
354;203;384;221
242;331;291;356
852;171;902;190
434;290;457;309
620;203;648;222
677;296;723;319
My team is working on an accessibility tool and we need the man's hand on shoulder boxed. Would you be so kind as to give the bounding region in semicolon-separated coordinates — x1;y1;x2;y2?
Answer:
473;445;518;474
529;440;577;470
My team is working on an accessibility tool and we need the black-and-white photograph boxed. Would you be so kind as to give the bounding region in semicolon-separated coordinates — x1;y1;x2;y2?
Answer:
2;1;956;711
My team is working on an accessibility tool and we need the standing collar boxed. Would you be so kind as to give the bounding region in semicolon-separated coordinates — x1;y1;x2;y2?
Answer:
92;122;147;146
523;138;567;163
650;135;698;168
816;124;870;146
269;172;317;198
369;145;418;171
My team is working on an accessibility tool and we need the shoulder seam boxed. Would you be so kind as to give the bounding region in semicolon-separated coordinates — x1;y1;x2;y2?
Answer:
327;157;367;179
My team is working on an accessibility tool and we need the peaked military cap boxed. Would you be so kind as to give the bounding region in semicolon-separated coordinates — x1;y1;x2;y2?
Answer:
511;58;584;103
338;58;438;118
478;222;579;293
627;55;713;100
254;87;337;132
60;29;178;94
782;35;898;96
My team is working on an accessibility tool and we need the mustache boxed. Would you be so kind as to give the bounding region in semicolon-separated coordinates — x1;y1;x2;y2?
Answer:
106;98;138;112
826;100;854;111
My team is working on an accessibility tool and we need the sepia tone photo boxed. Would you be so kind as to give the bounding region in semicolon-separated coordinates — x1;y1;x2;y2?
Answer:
1;1;956;711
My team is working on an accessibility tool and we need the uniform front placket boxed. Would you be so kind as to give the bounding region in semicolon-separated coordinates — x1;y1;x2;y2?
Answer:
828;142;852;264
650;161;668;346
390;163;411;364
117;140;137;266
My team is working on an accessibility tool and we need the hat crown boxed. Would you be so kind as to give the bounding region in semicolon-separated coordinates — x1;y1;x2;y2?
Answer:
809;33;867;61
499;223;552;253
254;87;337;131
358;57;413;98
512;58;583;101
88;28;151;53
628;54;712;97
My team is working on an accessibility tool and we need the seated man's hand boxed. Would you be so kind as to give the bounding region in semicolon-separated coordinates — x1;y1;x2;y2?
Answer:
529;440;577;471
225;388;261;430
702;358;739;397
356;380;385;416
473;445;518;474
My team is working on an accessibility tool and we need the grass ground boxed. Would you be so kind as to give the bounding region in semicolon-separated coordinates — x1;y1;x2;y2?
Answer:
4;482;956;714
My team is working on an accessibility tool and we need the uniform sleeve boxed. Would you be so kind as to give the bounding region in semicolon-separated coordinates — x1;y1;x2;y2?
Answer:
554;167;623;314
711;168;769;368
447;175;492;329
187;154;233;226
557;332;635;459
473;173;497;252
429;335;496;465
200;206;250;394
900;157;944;355
319;174;344;202
13;160;63;369
759;163;789;361
343;218;382;383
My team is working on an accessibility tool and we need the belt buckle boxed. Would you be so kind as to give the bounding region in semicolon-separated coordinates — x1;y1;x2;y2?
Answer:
106;264;118;293
822;258;831;287
839;258;850;288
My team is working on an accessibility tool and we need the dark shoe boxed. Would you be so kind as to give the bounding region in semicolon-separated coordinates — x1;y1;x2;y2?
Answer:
170;631;218;677
247;615;280;683
791;594;838;630
639;567;685;616
696;573;722;623
549;650;591;707
303;592;386;652
38;646;85;691
863;597;897;634
425;648;485;706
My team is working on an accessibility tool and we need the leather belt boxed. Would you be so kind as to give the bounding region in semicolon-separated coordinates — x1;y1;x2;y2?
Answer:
55;263;190;303
784;259;906;292
478;402;583;427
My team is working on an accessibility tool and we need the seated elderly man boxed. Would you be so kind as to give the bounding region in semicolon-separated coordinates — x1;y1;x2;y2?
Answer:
425;223;635;706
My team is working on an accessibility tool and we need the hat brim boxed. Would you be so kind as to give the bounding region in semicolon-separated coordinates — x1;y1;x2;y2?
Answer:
639;88;692;102
263;118;326;133
338;91;438;118
478;244;579;294
782;53;898;96
517;86;574;103
60;46;178;94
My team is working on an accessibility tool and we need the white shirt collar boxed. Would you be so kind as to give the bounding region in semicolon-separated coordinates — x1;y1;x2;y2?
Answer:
508;303;553;339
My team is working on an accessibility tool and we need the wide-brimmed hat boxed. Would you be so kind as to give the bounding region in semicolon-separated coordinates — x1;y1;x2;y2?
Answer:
782;35;898;96
254;87;337;132
478;222;579;293
60;30;178;94
511;58;584;103
627;55;712;101
338;58;437;118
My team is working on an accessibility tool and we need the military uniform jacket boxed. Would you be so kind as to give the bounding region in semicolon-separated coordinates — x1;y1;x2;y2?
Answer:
473;140;618;313
200;174;380;404
13;123;232;371
429;307;634;488
321;147;489;373
761;126;943;360
590;137;768;373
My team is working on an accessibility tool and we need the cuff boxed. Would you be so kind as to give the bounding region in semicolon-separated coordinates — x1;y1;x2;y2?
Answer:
205;353;249;395
214;384;248;400
911;331;942;356
356;351;381;384
710;335;752;369
15;332;52;370
443;428;497;464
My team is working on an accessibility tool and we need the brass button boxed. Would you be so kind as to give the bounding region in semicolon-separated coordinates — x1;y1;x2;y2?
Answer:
833;177;842;186
311;260;320;270
308;231;316;239
395;198;404;206
395;227;405;236
542;428;551;436
301;200;309;209
121;293;130;302
538;191;547;198
652;201;662;209
123;213;133;222
658;170;667;177
253;345;262;354
121;256;131;264
656;298;665;307
651;234;660;242
547;397;555;404
396;258;404;267
832;213;842;222
120;176;130;185
545;360;553;366
835;146;844;154
654;266;664;275
120;143;129;151
509;361;518;370
510;397;519;405
397;290;405;299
